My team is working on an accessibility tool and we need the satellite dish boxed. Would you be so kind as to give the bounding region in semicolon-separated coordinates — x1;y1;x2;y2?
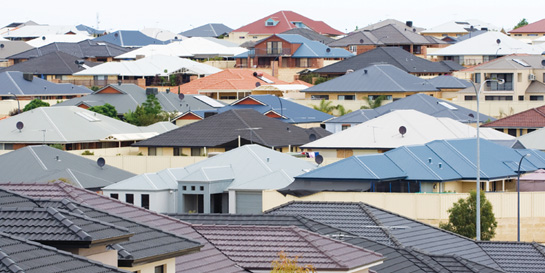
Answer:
315;155;324;165
496;39;501;45
326;48;331;53
174;36;178;40
178;93;185;101
255;82;261;88
469;113;475;118
399;126;407;137
309;133;317;142
114;33;119;38
97;157;106;168
16;121;24;131
0;44;4;49
541;60;545;67
359;39;364;44
42;36;46;40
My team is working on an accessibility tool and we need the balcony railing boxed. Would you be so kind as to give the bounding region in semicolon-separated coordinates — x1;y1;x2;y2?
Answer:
248;48;292;56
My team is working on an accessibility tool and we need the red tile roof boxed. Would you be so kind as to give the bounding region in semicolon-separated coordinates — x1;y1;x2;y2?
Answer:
510;19;545;33
232;10;344;36
192;225;384;271
482;105;545;128
0;182;244;273
179;69;288;94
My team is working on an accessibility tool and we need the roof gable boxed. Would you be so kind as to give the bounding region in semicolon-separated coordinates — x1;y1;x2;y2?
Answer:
179;69;287;94
482;105;545;128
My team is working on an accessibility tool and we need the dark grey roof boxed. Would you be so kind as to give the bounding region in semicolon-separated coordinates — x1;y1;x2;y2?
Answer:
0;145;135;190
328;24;445;47
93;31;165;47
0;71;91;96
133;109;330;148
0;51;99;75
361;19;425;33
304;64;438;93
280;28;335;44
427;75;473;89
7;40;131;60
180;24;233;38
0;232;131;273
265;201;503;270
313;47;461;75
327;93;494;124
55;84;224;114
478;241;545;273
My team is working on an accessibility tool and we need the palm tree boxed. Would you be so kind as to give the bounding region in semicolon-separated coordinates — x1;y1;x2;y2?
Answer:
335;104;352;116
361;95;387;109
312;99;336;114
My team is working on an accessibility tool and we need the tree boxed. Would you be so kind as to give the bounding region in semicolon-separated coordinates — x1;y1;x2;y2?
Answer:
513;18;529;30
311;99;336;114
361;95;387;109
335;104;352;116
271;251;316;273
23;99;50;112
88;103;119;119
439;190;497;241
124;94;176;126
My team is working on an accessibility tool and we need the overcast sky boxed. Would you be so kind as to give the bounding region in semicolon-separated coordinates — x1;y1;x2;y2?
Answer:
2;0;543;34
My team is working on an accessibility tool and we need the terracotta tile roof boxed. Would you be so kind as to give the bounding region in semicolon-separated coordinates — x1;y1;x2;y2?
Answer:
232;10;343;36
482;105;545;128
290;79;313;87
179;69;288;94
510;18;545;33
192;224;384;271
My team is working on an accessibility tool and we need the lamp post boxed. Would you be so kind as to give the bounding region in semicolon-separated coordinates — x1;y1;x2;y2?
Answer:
517;153;531;242
473;77;504;241
8;92;20;114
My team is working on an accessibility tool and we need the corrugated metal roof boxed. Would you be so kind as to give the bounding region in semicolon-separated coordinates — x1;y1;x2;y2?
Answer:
429;32;542;56
180;23;233;38
93;30;165;47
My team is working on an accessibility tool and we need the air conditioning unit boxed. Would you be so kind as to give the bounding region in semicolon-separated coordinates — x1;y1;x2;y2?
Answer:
529;74;536;81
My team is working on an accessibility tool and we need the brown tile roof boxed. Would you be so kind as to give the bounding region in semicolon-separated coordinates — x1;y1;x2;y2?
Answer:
509;18;545;33
179;69;288;94
192;225;384;271
481;105;545;128
0;182;245;273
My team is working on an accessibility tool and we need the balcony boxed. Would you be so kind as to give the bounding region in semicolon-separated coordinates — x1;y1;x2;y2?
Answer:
248;48;292;57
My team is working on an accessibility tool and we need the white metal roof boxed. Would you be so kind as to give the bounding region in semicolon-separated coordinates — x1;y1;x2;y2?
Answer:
3;25;89;38
430;32;542;56
421;19;498;34
302;109;514;150
518;128;545;150
26;34;90;47
140;28;185;42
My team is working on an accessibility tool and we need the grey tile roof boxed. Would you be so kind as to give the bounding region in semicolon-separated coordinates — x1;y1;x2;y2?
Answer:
55;84;224;114
191;224;384;271
427;75;474;89
7;40;131;60
280;28;335;44
0;51;99;75
180;24;233;38
0;232;131;273
133;109;330;148
0;71;91;96
361;19;425;33
265;201;503;270
0;41;34;60
0;145;135;190
0;182;245;273
328;24;445;47
478;241;545;273
313;47;461;75
304;64;438;93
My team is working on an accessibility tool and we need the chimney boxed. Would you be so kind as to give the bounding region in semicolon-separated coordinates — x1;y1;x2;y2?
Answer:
406;21;413;28
22;72;33;81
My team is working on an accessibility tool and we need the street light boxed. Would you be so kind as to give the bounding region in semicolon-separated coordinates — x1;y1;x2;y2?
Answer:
473;77;504;241
8;92;20;114
517;153;531;242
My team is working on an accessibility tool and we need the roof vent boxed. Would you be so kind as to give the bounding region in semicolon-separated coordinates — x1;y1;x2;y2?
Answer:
406;21;413;27
23;73;33;81
363;69;368;74
145;88;158;96
346;69;354;74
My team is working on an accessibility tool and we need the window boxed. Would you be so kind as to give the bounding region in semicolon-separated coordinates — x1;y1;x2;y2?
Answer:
148;147;157;156
266;41;282;54
110;193;119;199
182;186;187;191
528;129;536;133
519;95;524;101
518;73;522;82
484;96;513;101
191;147;202;156
311;95;329;100
465;95;476;101
141;194;150;209
173;147;181;156
191;186;196;191
154;265;165;273
296;58;309;67
341;124;351;130
530;95;544;101
200;186;204;191
514;34;522;36
487;73;513;90
528;34;538;36
126;194;134;204
349;45;357;53
368;95;392;100
338;95;355;100
473;73;481;83
413;45;422;54
507;129;517;136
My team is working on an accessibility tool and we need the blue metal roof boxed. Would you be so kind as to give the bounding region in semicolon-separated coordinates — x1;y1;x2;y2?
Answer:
180;23;233;38
93;30;165;47
295;138;545;182
219;95;333;124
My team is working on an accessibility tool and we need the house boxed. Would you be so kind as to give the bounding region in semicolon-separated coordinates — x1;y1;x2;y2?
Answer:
283;138;545;195
93;30;165;47
312;47;464;79
26;34;90;47
0;40;34;67
235;34;353;80
0;20;39;35
0;145;135;191
0;106;175;151
56;83;224;117
265;201;545;273
102;144;317;214
174;94;332;127
429;32;543;66
0;51;99;81
362;19;425;33
324;93;494;133
420;19;498;38
481;105;545;137
0;187;203;272
76;24;107;37
518;127;545;150
141;28;184;42
327;24;447;58
301;64;440;101
2;24;89;41
132;108;331;155
280;28;335;44
7;39;131;64
303;109;513;157
509;18;545;44
227;10;343;45
74;55;221;87
453;54;545;108
180;23;233;38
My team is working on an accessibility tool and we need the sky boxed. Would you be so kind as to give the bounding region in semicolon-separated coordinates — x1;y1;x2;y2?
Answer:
1;0;544;34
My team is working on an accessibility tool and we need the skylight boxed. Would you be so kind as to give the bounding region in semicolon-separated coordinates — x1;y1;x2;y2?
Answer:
194;95;224;108
512;59;531;67
438;101;457;110
76;111;101;122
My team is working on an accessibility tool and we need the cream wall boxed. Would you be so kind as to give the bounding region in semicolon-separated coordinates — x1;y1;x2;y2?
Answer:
122;258;175;273
263;190;545;242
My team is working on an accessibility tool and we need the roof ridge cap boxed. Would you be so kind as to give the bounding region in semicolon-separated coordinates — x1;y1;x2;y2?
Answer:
532;242;545;258
46;206;93;241
359;204;402;247
291;227;346;268
405;247;446;272
0;248;24;273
